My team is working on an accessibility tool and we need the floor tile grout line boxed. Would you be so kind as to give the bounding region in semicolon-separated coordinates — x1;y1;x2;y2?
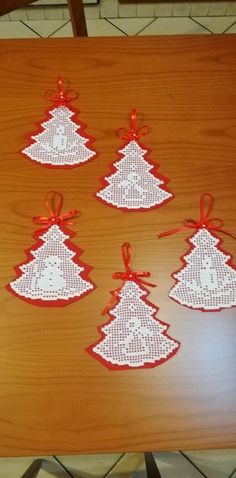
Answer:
25;4;45;22
229;467;236;478
20;20;42;38
22;18;69;38
48;19;71;37
53;455;75;478
91;14;236;20
190;14;236;18
223;20;236;33
4;14;236;23
190;16;214;34
179;451;208;478
105;19;128;36
103;452;126;478
4;16;236;38
135;17;158;36
191;15;236;34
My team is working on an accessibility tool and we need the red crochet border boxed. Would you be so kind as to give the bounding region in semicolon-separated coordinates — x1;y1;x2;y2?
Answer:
169;228;236;313
20;103;97;170
95;137;174;212
6;224;96;307
86;280;180;370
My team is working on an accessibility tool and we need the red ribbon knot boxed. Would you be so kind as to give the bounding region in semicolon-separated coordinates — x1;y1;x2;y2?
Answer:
33;191;78;229
159;193;236;240
102;242;156;315
113;270;151;282
45;77;78;105
117;109;151;141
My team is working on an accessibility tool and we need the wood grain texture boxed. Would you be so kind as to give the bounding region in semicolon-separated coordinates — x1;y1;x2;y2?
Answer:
0;35;236;456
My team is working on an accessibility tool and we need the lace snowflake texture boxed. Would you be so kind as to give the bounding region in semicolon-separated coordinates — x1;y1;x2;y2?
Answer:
169;228;236;311
92;280;179;368
96;139;173;210
9;224;94;302
22;105;96;167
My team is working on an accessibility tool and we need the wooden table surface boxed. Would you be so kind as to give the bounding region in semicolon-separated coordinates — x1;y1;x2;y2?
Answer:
0;35;236;457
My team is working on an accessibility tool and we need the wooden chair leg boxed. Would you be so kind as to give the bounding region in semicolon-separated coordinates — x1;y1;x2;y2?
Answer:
144;452;162;478
0;0;37;16
20;459;42;478
67;0;88;37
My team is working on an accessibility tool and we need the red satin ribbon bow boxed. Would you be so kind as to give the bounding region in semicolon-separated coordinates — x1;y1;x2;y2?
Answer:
102;242;156;315
33;191;78;228
159;193;236;240
117;109;151;141
45;77;78;105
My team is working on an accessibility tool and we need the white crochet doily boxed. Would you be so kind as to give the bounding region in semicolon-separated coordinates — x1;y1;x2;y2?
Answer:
22;105;96;166
93;280;179;367
169;228;236;310
97;140;172;209
10;225;93;301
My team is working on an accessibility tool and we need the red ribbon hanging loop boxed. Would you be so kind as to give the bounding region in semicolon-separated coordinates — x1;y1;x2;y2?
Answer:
45;77;78;105
33;191;78;228
102;242;156;315
159;193;236;240
116;109;151;141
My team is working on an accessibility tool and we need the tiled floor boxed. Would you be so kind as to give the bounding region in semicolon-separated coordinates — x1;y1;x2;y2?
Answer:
0;8;236;478
0;15;236;37
0;450;236;477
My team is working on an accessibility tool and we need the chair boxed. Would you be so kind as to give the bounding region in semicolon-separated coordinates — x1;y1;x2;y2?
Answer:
19;453;162;478
0;0;87;36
